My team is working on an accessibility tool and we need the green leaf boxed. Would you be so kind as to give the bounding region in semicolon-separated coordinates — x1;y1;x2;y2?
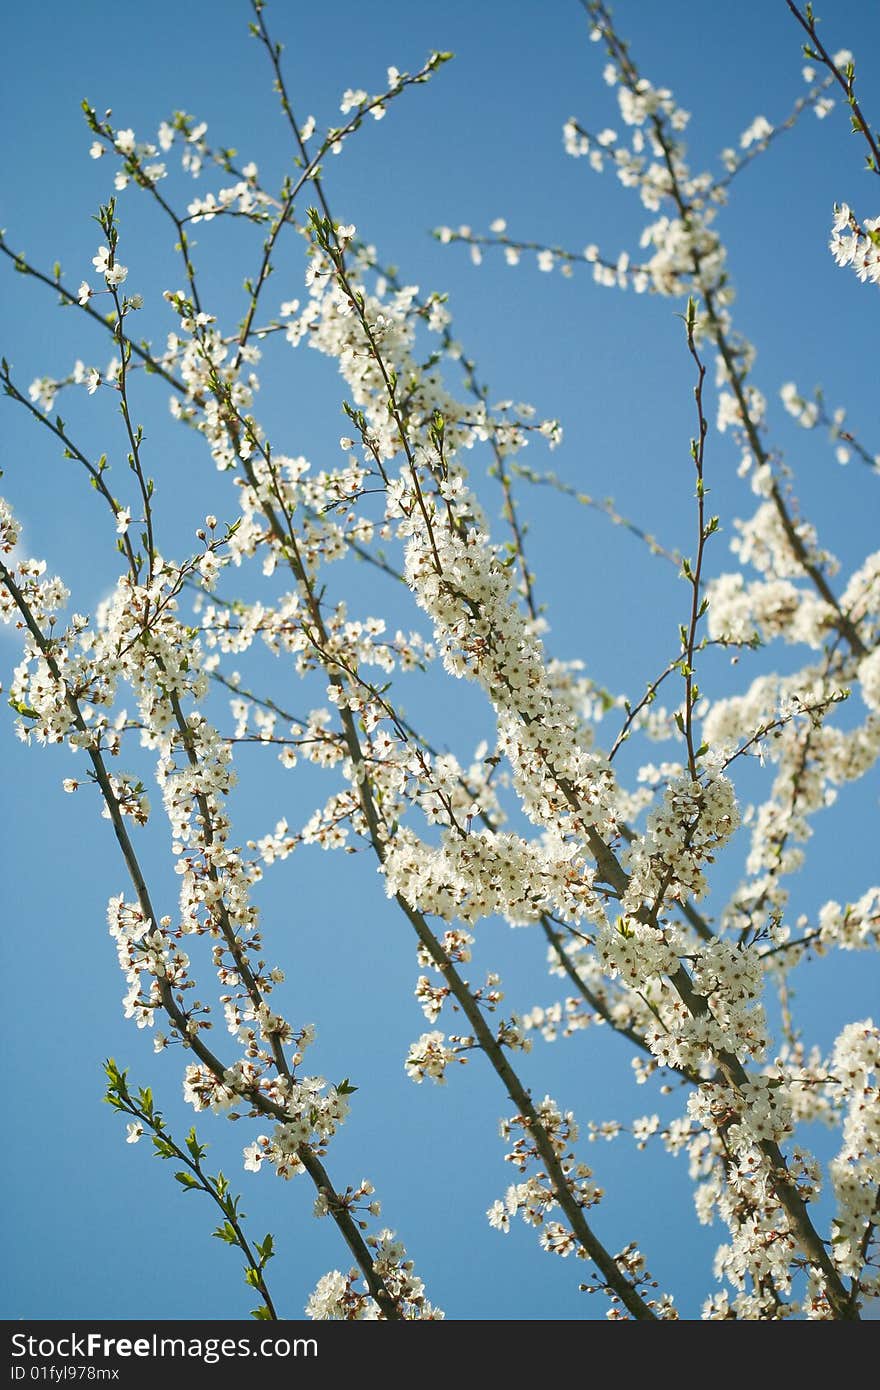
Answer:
174;1170;201;1191
185;1127;206;1163
104;1058;125;1090
212;1221;239;1246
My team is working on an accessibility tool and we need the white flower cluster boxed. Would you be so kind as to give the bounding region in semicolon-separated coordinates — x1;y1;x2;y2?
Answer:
403;1031;459;1084
707;572;832;648
814;888;880;951
739;114;773;150
241;1080;352;1177
107;894;188;1031
829;204;880;288
186;179;269;224
731;501;833;580
621;768;740;908
828;1022;880;1289
405;525;617;841
491;1096;602;1245
306;1231;443;1320
781;381;820;429
858;649;880;713
2;512;355;1197
89;118;167;188
91;244;127;290
384;825;594;927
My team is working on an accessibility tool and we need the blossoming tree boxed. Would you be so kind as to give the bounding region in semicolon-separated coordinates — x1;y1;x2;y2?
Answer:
2;0;878;1320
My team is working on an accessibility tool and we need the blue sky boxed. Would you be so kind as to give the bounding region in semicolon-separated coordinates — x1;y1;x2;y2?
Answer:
1;0;879;1321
